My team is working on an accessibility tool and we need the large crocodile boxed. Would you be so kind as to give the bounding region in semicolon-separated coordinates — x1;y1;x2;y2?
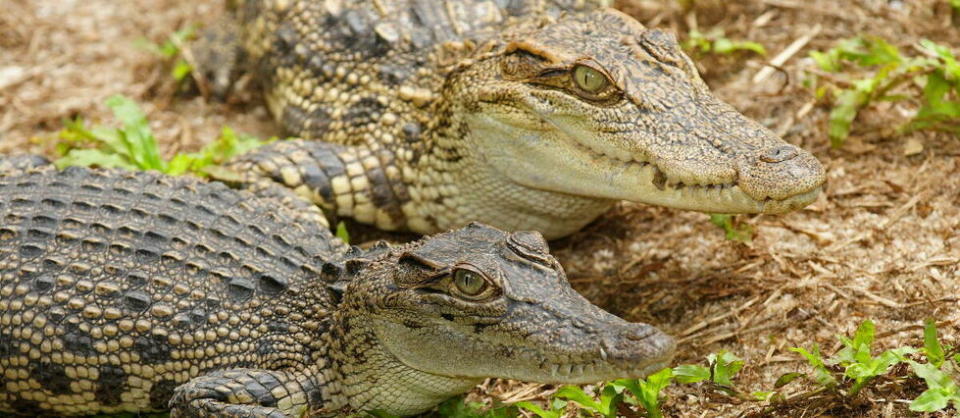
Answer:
197;0;826;239
0;162;674;416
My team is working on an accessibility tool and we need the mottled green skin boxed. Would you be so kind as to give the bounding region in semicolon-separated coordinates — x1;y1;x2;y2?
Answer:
201;0;824;239
0;164;674;417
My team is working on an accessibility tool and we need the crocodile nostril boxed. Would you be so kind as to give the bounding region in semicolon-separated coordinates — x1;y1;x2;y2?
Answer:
760;146;798;163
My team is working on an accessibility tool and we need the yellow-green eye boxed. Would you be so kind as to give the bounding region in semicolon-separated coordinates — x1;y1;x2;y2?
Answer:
453;269;486;296
573;65;608;93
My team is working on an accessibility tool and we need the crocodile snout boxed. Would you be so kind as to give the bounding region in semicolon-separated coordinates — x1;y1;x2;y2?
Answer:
737;144;826;207
601;324;676;371
760;145;798;163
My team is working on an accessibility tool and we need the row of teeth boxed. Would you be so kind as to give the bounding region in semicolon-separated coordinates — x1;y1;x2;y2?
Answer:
568;133;739;191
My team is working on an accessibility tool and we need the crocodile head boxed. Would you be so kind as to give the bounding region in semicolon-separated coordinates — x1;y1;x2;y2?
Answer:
337;223;674;413
450;9;825;218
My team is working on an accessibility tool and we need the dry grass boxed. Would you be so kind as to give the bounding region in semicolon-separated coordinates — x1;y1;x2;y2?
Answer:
1;0;958;416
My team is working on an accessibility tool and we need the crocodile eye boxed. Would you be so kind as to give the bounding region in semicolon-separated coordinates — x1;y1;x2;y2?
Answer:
453;269;486;297
573;65;608;93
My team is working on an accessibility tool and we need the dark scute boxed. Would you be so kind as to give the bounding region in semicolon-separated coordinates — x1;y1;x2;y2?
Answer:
189;309;207;324
343;97;386;124
227;277;256;301
63;327;96;356
134;248;160;263
301;163;334;203
402;122;422;142
258;273;288;295
320;262;342;282
0;333;14;357
31;215;58;229
267;321;288;332
30;362;73;395
126;272;148;287
18;244;44;258
123;290;152;312
149;379;178;410
9;398;44;415
135;334;172;363
171;313;194;330
33;274;56;293
378;64;410;85
366;167;396;212
94;365;127;406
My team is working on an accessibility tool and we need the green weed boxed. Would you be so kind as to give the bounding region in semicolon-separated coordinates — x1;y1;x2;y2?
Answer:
907;320;960;412
55;95;272;176
136;26;196;82
709;214;754;242
684;29;766;57
809;37;960;147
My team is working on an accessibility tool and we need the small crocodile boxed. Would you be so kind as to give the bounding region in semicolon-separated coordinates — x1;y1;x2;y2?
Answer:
0;162;674;416
197;0;826;239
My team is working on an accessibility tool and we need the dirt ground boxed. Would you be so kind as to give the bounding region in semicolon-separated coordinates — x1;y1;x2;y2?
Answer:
1;0;958;416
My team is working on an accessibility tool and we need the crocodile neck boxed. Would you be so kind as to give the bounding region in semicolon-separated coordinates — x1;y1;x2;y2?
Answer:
325;313;481;415
399;108;615;238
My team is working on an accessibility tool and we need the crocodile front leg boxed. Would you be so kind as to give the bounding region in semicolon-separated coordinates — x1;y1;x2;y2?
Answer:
170;368;322;418
224;140;410;232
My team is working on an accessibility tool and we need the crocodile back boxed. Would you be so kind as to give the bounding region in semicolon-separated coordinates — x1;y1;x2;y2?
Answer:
0;167;339;414
236;0;610;142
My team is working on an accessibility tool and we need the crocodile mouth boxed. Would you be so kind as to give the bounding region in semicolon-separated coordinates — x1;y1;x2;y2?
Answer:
549;120;823;214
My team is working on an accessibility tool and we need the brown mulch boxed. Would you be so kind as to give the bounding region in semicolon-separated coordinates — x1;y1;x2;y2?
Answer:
1;0;958;416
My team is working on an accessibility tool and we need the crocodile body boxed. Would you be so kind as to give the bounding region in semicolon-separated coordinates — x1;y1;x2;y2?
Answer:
200;0;826;239
0;164;674;416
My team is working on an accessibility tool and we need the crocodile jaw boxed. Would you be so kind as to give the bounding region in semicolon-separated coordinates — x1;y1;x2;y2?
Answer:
468;111;823;215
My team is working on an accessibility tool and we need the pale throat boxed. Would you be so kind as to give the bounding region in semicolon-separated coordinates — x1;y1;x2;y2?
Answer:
401;122;615;238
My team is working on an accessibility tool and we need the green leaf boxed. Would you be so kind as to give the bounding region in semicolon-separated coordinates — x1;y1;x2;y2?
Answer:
618;368;674;418
839;320;877;365
907;360;960;412
810;50;840;72
597;384;624;417
708;214;753;242
752;391;775;401
515;401;562;418
791;345;838;387
104;94;165;171
910;388;953;412
673;364;711;384
709;351;744;387
554;385;601;412
774;372;805;388
827;85;870;147
336;222;351;243
172;59;193;81
924;319;946;368
713;38;766;55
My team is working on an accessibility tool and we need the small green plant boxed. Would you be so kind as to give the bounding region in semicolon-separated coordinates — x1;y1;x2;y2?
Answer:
906;320;960;412
792;320;917;397
55;95;271;176
618;368;675;418
709;214;754;242
828;320;916;395
684;29;766;57
136;26;196;82
809;37;960;147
